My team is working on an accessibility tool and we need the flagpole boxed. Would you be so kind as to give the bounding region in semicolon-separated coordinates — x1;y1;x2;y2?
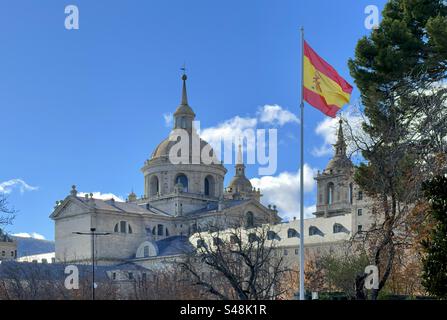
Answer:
299;26;305;301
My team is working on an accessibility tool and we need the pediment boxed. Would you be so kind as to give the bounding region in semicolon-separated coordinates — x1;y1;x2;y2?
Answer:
50;197;90;219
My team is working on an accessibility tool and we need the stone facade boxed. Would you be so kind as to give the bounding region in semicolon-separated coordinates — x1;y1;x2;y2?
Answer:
0;229;17;262
50;74;375;277
50;74;280;265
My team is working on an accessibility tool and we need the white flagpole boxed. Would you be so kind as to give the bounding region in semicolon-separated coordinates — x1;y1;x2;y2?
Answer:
299;26;305;301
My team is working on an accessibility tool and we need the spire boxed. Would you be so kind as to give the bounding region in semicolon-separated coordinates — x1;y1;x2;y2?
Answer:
235;142;246;177
334;118;347;157
337;118;345;145
181;73;188;106
173;70;195;129
236;143;243;165
325;117;352;172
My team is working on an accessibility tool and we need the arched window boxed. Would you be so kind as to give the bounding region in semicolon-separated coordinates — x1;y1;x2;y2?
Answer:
248;233;259;243
150;175;159;196
204;175;215;197
287;228;299;238
333;223;344;234
115;221;132;234
349;183;353;204
120;221;127;233
176;174;188;192
204;177;210;196
143;246;149;258
309;226;321;236
246;211;254;228
267;231;278;241
327;182;334;205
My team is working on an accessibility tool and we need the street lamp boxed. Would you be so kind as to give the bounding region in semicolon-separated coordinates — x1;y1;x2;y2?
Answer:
73;228;110;300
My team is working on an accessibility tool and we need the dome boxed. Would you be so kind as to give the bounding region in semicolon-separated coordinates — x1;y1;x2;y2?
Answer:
228;175;253;193
325;156;352;171
150;136;218;163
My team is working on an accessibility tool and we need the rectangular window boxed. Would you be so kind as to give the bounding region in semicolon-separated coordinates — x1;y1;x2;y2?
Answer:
358;191;363;200
358;225;363;232
112;272;116;280
142;273;147;282
129;272;134;280
1;251;4;257
357;208;363;216
10;251;14;257
295;249;299;255
157;224;163;236
284;249;288;256
120;221;126;233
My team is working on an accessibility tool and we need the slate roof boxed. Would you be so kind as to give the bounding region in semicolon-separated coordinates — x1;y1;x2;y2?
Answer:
75;197;171;217
155;235;194;257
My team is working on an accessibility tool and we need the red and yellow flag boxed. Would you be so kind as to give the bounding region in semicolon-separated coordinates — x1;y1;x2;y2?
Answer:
303;41;353;117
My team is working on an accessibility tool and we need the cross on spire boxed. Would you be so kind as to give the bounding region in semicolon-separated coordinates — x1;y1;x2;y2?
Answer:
180;64;188;105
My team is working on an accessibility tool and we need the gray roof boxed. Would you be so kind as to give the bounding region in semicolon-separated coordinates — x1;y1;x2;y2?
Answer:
155;235;193;257
75;197;170;217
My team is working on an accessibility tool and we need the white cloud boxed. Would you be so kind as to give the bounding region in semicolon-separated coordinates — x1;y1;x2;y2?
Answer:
200;105;298;148
311;107;364;158
258;104;299;126
200;115;258;150
77;192;124;202
13;232;46;240
0;179;38;194
163;113;173;127
250;164;317;221
198;105;298;166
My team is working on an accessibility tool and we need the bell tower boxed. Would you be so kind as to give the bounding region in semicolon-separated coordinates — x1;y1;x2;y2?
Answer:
314;119;353;218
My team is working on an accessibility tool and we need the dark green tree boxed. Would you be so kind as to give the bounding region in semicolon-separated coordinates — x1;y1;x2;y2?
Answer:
348;0;447;299
421;175;447;299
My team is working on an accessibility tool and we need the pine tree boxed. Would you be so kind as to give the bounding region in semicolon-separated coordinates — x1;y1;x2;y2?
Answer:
421;175;447;299
348;0;447;299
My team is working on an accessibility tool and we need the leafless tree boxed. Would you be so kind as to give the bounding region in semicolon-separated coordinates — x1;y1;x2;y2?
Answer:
130;267;206;300
0;262;117;300
0;194;16;227
179;221;292;300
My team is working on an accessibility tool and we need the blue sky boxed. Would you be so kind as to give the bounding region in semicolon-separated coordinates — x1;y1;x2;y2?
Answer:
0;0;387;240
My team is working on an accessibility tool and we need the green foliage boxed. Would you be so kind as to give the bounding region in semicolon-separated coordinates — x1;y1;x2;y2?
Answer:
320;252;370;299
350;0;447;94
349;0;447;206
421;175;447;299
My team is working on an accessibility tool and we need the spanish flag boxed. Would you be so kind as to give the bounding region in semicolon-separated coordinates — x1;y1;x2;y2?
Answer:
303;41;353;117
